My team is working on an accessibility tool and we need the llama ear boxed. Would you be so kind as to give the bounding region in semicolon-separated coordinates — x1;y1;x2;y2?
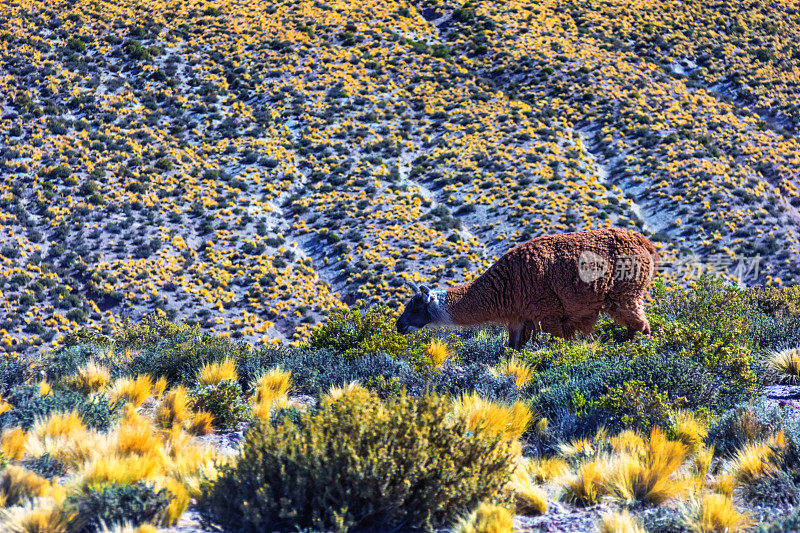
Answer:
406;281;420;293
420;285;432;303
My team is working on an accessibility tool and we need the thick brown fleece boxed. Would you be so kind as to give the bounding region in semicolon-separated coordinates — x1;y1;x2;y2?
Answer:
444;227;658;346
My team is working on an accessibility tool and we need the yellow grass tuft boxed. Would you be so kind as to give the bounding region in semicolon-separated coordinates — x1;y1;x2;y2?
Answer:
425;339;450;370
0;498;75;533
187;411;215;436
156;386;190;429
325;381;369;402
728;439;779;484
493;355;535;388
599;509;647;533
770;347;800;383
81;453;164;486
680;493;752;533
690;446;715;493
712;473;736;497
671;410;709;455
162;477;190;526
526;456;569;483
34;411;85;439
109;375;153;407
252;367;292;420
0;394;12;416
1;427;28;460
152;377;168;399
454;502;514;533
510;466;547;516
0;467;50;507
610;429;645;455
560;458;608;506
98;524;159;533
602;427;690;505
197;358;238;386
116;406;165;459
453;393;533;440
65;360;110;393
37;382;51;396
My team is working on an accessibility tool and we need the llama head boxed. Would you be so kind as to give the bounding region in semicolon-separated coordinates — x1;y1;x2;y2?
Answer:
396;282;434;334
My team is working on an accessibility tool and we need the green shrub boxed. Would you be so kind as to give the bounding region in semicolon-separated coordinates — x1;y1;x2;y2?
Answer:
198;390;517;532
0;385;122;430
651;276;755;386
597;380;675;431
128;334;249;386
308;305;428;366
113;314;198;349
190;379;249;428
68;482;171;532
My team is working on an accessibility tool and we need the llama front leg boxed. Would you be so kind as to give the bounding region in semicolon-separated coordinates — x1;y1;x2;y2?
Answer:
507;323;525;350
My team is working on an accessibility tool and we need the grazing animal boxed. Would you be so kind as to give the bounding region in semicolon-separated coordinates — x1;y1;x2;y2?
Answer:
396;227;658;350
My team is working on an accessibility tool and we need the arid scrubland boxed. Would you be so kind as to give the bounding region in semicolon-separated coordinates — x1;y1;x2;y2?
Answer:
2;0;800;351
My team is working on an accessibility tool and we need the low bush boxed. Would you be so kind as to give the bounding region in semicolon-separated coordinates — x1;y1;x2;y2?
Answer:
707;401;784;455
197;390;517;532
190;379;249;429
0;385;122;431
68;482;172;532
307;305;429;365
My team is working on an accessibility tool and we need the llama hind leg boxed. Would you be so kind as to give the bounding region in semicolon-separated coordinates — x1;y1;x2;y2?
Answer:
606;300;650;340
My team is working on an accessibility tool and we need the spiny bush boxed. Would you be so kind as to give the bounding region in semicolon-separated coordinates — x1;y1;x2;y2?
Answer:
113;314;198;349
197;390;518;532
307;305;428;363
68;482;172;533
190;380;249;429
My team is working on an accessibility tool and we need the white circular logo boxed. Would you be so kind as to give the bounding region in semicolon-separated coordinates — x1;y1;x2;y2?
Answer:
578;250;609;283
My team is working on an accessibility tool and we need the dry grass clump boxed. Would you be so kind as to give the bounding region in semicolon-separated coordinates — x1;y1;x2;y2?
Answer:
156;386;190;429
325;381;368;402
770;347;800;383
679;493;752;532
526;456;569;483
610;429;645;455
197;358;238;386
109;375;154;407
602;428;690;505
64;360;110;393
0;467;51;507
98;523;159;533
599;509;647;533
187;411;215;436
454;502;514;533
425;339;450;370
671;410;709;455
727;431;785;484
252;367;292;420
37;382;51;396
560;458;608;506
509;464;547;516
453;393;533;440
493;356;535;388
34;411;86;439
0;498;75;533
1;427;28;460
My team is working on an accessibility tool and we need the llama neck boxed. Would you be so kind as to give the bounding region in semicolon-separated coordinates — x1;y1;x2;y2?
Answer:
439;279;502;326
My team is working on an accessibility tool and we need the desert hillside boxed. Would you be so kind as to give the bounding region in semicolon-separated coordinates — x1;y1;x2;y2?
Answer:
3;0;800;351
